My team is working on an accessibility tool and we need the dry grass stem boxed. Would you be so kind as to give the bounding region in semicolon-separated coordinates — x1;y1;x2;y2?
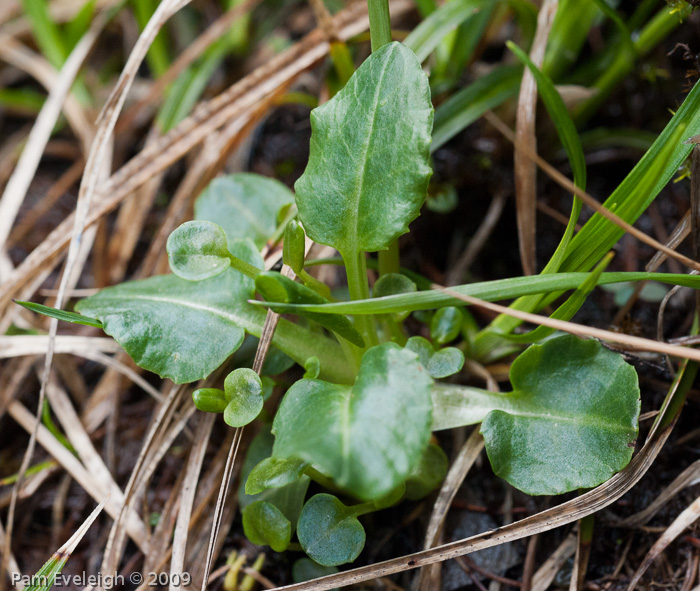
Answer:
514;0;558;276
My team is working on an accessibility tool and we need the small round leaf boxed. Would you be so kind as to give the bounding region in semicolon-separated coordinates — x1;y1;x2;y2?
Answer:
223;368;263;427
192;388;227;413
166;221;231;281
405;337;464;379
297;494;366;566
431;307;463;344
373;273;417;321
242;500;292;552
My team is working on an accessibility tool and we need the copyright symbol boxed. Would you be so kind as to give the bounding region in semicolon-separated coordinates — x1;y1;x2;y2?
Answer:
130;572;143;585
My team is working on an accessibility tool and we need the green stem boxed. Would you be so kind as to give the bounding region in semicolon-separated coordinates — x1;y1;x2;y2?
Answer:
367;0;392;52
343;250;379;347
305;466;344;493
227;254;262;279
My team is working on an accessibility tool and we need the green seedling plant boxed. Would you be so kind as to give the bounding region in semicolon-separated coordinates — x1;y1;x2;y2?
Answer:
19;4;700;569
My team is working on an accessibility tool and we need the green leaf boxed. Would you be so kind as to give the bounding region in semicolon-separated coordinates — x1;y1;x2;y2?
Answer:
403;0;489;62
404;443;449;500
238;425;311;523
432;335;640;495
245;457;309;495
297;494;366;566
195;173;295;249
242;500;292;552
75;241;261;384
295;42;433;256
373;273;416;322
431;306;463;344
76;241;353;385
432;64;521;150
405;336;464;379
166;220;231;281
273;343;433;500
292;558;339;586
223;368;264;427
192;388;227;413
14;301;103;328
283;219;306;274
303;356;321;379
256;271;365;347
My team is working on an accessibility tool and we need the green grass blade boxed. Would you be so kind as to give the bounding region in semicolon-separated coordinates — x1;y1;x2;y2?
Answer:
562;116;693;273
22;500;106;591
15;300;103;328
504;253;613;344
404;0;489;62
20;0;68;68
432;64;522;150
252;271;700;315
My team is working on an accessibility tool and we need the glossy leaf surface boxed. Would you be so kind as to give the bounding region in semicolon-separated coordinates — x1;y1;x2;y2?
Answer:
192;388;227;413
295;42;433;255
223;368;263;427
166;220;231;281
297;494;365;566
195;173;294;249
273;343;433;500
245;457;308;496
432;336;640;495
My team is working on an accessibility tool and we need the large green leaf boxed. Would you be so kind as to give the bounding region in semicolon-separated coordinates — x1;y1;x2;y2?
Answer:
294;42;433;256
76;242;352;384
272;343;433;500
432;335;640;495
194;173;294;250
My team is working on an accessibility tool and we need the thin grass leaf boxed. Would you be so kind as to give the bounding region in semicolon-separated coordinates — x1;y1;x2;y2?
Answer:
404;0;489;62
432;64;522;150
23;499;106;591
251;271;700;315
15;300;103;328
20;0;68;68
504;253;613;344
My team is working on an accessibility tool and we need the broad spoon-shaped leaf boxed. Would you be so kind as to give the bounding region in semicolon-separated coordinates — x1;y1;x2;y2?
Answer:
294;42;433;256
273;343;433;500
432;335;640;495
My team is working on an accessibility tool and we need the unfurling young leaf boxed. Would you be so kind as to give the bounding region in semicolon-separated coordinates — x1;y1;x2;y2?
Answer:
297;494;366;566
272;342;433;500
283;219;306;274
167;220;231;281
294;42;433;257
192;387;227;413
223;368;264;427
303;356;320;379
